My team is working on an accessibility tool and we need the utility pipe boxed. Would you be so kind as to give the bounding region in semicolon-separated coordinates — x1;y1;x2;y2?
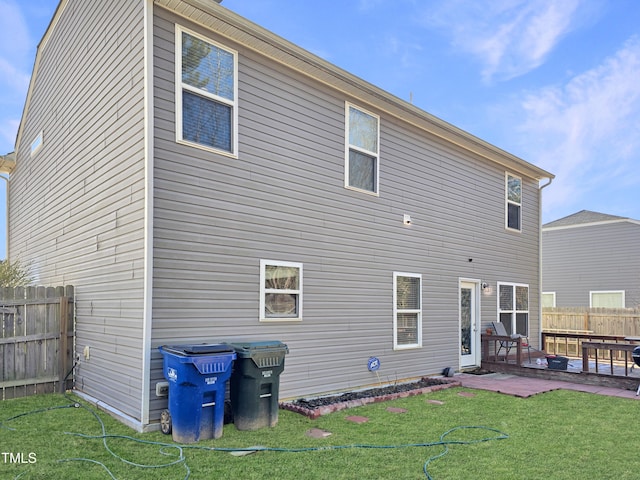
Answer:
538;177;554;350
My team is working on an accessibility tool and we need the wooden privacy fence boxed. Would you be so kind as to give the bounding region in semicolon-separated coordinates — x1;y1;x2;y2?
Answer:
542;307;640;336
1;285;74;400
542;307;640;360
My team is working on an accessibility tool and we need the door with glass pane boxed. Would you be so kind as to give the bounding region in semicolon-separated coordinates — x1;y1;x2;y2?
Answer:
460;281;480;369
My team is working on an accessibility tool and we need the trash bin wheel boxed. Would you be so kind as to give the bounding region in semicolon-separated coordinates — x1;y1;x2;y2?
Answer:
160;409;172;435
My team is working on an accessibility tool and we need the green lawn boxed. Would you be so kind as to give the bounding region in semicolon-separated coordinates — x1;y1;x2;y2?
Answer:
1;387;639;479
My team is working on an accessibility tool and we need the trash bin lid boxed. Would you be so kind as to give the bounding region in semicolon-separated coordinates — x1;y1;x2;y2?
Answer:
160;343;235;356
225;341;289;358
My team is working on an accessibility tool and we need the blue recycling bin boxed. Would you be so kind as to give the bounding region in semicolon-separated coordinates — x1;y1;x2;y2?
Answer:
158;344;236;443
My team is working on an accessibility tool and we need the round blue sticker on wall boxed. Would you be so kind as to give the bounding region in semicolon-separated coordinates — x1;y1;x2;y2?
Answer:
368;357;381;371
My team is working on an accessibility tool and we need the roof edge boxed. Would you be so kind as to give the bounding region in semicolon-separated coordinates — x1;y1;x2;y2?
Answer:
15;0;69;153
160;0;554;181
543;218;640;231
0;152;16;174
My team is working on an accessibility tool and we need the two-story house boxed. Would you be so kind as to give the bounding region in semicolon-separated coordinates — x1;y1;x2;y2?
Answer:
542;210;640;308
7;0;553;431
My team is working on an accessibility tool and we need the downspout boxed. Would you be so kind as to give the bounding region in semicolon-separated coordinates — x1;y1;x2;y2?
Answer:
140;0;155;430
0;174;8;259
538;177;553;350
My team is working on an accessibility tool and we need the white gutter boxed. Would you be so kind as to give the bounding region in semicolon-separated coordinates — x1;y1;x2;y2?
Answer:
140;0;155;429
538;177;554;349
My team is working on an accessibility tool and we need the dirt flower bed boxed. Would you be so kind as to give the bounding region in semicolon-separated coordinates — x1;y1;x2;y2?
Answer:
280;377;460;419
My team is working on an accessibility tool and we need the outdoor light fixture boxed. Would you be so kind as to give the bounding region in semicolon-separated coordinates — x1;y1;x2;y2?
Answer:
481;282;493;295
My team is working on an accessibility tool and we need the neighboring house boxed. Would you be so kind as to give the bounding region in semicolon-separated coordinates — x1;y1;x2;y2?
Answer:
542;210;640;308
7;0;553;431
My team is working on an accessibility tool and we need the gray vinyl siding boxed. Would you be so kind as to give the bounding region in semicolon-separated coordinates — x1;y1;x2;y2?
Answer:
542;222;640;307
9;1;146;419
150;5;541;416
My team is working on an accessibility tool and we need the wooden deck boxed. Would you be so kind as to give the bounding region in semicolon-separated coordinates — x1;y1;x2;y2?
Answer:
480;334;640;392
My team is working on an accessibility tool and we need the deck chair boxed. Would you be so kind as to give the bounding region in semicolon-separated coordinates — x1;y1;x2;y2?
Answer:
492;321;531;363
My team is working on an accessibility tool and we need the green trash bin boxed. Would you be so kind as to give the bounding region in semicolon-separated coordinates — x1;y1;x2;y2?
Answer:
226;341;289;431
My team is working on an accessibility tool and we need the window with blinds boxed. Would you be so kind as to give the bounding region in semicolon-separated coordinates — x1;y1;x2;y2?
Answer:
506;173;522;231
176;26;238;155
393;273;422;349
590;291;625;308
497;282;529;336
345;103;380;195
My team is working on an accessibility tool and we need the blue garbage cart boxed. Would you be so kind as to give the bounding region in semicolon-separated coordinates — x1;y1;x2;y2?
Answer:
158;344;236;443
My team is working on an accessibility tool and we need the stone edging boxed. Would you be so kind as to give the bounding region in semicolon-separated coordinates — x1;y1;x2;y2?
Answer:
280;379;461;419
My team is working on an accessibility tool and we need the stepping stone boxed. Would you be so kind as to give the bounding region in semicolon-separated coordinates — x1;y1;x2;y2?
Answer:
386;407;408;413
229;446;265;457
426;399;445;405
345;415;369;424
306;428;332;438
458;391;476;397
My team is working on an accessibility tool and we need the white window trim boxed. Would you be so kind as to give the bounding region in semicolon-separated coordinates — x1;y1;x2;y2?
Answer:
505;172;522;232
345;102;380;196
542;292;556;308
260;259;303;322
497;281;529;336
393;272;422;350
30;132;43;157
175;25;239;158
589;290;625;308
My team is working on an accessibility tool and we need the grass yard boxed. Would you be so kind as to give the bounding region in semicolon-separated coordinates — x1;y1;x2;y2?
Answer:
1;387;640;479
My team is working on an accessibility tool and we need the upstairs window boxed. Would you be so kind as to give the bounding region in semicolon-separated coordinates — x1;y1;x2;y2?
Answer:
506;173;522;231
590;291;625;308
176;27;238;155
260;260;303;321
541;292;556;308
346;103;379;195
393;272;422;349
30;132;43;157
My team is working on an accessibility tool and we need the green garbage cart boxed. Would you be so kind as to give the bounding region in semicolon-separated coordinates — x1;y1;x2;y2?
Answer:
226;341;289;431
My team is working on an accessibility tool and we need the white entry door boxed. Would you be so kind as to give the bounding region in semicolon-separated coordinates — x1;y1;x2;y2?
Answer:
460;281;480;369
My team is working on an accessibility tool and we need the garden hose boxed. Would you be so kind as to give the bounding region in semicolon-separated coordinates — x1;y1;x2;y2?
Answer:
2;388;508;480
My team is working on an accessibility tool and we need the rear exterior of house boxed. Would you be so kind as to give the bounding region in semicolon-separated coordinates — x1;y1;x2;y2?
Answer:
542;210;640;308
8;0;553;431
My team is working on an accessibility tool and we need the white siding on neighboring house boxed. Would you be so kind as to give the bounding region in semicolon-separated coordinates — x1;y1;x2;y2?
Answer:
9;0;147;420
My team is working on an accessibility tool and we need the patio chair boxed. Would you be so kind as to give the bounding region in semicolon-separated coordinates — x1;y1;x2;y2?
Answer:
491;321;531;363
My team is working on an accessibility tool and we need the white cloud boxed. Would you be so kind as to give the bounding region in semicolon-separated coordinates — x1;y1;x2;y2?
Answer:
0;1;30;59
421;0;583;82
382;35;423;69
0;57;30;91
516;36;640;215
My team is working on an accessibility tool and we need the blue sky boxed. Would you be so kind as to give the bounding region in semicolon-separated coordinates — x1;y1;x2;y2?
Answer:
1;0;640;258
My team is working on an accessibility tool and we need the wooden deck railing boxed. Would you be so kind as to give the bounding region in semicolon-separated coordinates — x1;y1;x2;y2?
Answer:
542;331;629;361
481;334;524;365
480;331;640;391
580;341;638;376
